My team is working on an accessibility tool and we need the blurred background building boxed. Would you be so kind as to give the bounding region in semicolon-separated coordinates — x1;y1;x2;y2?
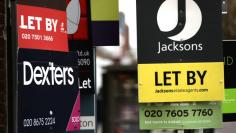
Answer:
223;0;236;40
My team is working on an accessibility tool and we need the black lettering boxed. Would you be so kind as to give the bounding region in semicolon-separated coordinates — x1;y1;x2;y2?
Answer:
164;72;171;86
187;71;196;85
155;72;162;86
197;70;207;85
172;71;181;85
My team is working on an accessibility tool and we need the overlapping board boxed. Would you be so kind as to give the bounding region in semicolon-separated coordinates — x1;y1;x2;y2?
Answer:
223;43;236;121
90;0;119;46
15;0;96;132
16;0;82;132
222;0;236;122
66;1;96;133
137;0;224;103
136;0;224;130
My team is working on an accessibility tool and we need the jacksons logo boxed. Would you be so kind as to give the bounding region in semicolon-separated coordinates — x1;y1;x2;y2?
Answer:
23;61;74;86
157;42;203;54
157;0;203;54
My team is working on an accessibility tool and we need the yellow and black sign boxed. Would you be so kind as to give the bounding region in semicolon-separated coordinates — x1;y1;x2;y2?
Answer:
137;0;224;103
138;62;224;103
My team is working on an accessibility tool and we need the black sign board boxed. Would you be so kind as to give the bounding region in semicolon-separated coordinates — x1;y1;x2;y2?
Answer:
69;40;95;94
223;42;236;88
137;0;223;64
222;0;236;122
13;0;89;132
223;41;236;122
18;49;81;132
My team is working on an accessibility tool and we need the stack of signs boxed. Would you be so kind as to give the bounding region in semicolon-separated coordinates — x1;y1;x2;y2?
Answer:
66;0;96;132
16;0;81;132
15;0;119;132
222;0;236;122
137;0;224;129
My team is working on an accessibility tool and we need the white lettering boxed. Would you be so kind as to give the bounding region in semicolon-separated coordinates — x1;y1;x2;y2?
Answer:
19;15;42;30
23;62;74;86
23;61;33;85
45;18;58;32
78;78;91;89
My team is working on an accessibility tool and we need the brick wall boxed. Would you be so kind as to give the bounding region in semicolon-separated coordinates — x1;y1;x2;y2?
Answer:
0;0;6;132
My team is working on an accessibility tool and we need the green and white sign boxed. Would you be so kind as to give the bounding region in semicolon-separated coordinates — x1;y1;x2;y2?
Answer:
223;89;236;114
139;102;222;129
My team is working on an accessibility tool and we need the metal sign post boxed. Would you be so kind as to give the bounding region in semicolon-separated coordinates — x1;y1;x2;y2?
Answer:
178;130;184;133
